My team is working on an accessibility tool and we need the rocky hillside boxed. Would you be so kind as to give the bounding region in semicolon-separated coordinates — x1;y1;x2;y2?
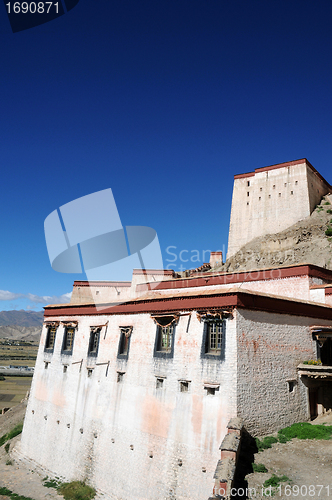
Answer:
220;194;332;273
0;310;43;328
0;310;43;342
0;325;41;342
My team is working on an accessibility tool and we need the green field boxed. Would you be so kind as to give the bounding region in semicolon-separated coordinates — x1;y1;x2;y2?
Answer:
0;376;32;410
0;342;38;410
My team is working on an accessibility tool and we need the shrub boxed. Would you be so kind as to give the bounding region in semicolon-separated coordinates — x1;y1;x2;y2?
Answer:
327;209;332;214
43;477;62;489
325;227;332;237
7;422;23;440
58;481;96;500
303;359;321;365
263;474;289;488
0;486;34;500
323;201;331;205
252;462;268;473
0;422;23;447
255;436;278;451
5;442;10;453
5;459;13;465
278;434;290;443
278;422;332;440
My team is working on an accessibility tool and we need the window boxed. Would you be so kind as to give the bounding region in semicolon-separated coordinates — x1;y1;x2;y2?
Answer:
201;319;225;359
207;322;223;354
247;181;250;187
160;324;174;351
247;191;249;197
179;380;190;392
117;326;133;359
156;377;165;389
88;327;101;357
44;324;58;352
288;381;295;393
260;187;262;191
62;325;76;355
153;315;178;358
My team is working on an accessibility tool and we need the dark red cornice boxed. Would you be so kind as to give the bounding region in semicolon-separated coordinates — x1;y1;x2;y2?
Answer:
73;281;131;288
44;290;332;322
132;269;174;276
136;264;332;293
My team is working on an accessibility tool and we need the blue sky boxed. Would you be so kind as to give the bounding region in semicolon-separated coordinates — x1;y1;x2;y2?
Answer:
1;0;332;311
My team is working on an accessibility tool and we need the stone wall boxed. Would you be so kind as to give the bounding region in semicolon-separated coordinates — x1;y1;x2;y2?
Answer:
20;310;237;500
235;308;332;435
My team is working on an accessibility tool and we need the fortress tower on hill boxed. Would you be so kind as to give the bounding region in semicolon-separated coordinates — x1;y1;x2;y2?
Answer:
227;159;332;259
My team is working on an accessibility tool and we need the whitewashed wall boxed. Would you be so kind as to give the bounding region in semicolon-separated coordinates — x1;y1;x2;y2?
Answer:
20;310;237;500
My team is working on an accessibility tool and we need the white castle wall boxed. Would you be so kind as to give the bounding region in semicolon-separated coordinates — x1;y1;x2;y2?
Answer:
227;160;331;259
20;310;237;500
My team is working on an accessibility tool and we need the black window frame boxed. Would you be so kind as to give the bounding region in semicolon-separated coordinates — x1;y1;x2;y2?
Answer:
44;324;57;353
201;319;225;360
117;326;133;360
61;326;76;355
87;328;101;357
154;322;176;359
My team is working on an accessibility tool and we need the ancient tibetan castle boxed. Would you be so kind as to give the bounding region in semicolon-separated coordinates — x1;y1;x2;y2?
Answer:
18;159;332;499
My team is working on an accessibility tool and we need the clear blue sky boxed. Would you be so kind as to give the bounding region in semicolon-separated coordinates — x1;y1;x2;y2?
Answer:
1;0;332;311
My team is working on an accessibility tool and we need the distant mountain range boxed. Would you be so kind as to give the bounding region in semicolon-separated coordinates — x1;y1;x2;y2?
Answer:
0;310;43;327
0;310;44;342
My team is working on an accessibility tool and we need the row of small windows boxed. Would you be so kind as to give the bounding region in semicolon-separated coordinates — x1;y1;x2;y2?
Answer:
246;191;295;205
44;361;220;396
44;318;225;361
247;180;298;188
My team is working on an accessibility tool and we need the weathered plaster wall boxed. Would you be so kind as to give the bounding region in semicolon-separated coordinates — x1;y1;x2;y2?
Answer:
145;275;312;302
235;309;332;435
70;282;132;304
306;165;330;213
20;311;237;500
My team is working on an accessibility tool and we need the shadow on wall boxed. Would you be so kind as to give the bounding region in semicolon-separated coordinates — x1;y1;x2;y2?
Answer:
232;429;258;500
